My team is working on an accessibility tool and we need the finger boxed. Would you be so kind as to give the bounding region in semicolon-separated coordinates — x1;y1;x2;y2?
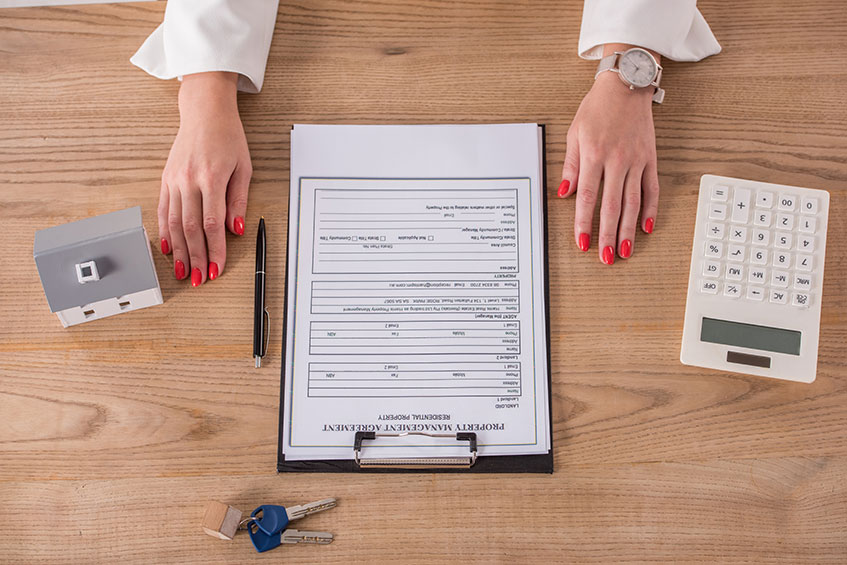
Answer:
226;161;251;236
574;150;603;253
202;186;227;281
597;165;626;266
157;181;172;255
559;129;579;198
181;186;208;287
167;187;189;281
641;158;660;234
617;166;644;259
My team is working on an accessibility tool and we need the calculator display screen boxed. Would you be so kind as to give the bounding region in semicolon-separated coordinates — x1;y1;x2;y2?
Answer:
700;317;801;356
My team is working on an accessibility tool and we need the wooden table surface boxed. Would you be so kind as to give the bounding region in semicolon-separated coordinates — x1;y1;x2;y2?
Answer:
1;1;846;562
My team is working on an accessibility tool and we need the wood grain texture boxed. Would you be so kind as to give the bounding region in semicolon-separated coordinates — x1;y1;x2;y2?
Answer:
0;1;846;562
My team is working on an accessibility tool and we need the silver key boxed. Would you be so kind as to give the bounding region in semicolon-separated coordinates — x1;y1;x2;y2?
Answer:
282;529;334;545
285;498;337;522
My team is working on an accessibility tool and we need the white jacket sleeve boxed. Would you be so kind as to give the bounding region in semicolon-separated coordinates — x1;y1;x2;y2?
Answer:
131;0;279;93
579;0;720;62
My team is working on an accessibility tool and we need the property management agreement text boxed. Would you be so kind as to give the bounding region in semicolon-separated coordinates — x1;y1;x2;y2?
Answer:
282;124;549;460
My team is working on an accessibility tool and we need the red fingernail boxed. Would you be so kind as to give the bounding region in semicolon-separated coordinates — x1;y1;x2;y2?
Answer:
645;217;654;234
558;179;570;198
209;262;219;281
191;267;202;287
161;238;170;255
175;260;186;280
578;233;590;252
602;246;615;265
234;216;245;236
620;239;632;258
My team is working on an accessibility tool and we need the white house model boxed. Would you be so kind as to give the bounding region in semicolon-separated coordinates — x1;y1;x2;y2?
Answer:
34;206;163;327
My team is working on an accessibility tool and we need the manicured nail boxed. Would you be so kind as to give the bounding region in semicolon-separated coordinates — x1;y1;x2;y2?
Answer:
578;233;590;252
645;217;654;234
161;238;170;255
208;262;219;281
620;239;632;258
234;216;245;236
191;267;202;287
602;246;615;265
174;260;186;280
558;179;570;198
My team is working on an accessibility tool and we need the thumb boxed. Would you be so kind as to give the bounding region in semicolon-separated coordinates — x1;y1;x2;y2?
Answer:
559;130;580;198
226;161;251;236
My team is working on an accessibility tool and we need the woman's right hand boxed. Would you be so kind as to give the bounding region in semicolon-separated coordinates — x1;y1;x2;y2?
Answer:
158;71;252;286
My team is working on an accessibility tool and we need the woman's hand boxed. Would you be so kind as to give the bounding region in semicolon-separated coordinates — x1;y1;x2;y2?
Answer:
558;44;660;265
158;71;251;286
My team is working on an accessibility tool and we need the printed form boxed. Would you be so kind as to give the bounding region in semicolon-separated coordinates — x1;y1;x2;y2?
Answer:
282;124;550;460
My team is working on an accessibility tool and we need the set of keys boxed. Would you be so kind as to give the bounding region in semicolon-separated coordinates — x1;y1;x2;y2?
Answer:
202;498;337;553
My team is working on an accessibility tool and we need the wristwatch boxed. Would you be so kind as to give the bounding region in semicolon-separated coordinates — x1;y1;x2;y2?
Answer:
595;47;665;104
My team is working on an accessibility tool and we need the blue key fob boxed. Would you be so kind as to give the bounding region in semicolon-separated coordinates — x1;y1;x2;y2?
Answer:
248;521;281;553
251;504;289;536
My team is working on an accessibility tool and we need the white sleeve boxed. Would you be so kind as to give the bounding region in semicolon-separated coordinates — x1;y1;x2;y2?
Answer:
578;0;720;62
130;0;279;93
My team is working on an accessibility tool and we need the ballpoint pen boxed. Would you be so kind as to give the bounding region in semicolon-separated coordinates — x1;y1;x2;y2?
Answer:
253;217;268;368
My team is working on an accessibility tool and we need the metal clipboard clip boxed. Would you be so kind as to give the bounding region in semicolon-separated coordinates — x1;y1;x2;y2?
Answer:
353;431;478;469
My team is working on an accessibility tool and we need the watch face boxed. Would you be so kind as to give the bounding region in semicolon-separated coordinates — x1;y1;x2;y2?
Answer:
618;49;657;88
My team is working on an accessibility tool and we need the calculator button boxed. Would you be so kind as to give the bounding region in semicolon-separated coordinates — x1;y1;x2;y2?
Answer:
772;252;791;268
729;226;747;243
798;216;816;233
797;236;815;252
792;292;811;308
776;213;794;231
753;210;771;227
702;260;721;277
751;229;770;246
706;222;725;239
750;248;768;265
727;244;745;262
705;241;723;258
755;191;774;208
726;265;744;281
724;283;742;298
794;274;812;291
700;280;719;294
796;254;813;272
708;203;728;220
800;197;818;215
771;270;789;288
770;290;788;304
774;233;792;249
711;185;729;201
777;194;797;211
731;188;751;223
749;267;767;284
746;286;765;301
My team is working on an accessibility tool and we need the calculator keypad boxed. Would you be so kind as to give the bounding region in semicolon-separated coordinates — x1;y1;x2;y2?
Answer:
699;184;824;309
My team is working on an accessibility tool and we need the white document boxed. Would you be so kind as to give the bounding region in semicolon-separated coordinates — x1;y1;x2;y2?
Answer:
282;124;550;461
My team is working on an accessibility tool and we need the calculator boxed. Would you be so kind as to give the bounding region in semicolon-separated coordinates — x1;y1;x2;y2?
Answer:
681;175;830;382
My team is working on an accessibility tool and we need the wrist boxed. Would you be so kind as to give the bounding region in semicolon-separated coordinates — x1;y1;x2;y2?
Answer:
178;72;239;120
593;70;654;103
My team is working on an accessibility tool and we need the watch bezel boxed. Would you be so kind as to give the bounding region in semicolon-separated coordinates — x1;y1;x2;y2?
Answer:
617;47;658;89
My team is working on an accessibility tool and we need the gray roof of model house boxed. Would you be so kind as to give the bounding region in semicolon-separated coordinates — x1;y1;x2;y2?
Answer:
34;206;159;312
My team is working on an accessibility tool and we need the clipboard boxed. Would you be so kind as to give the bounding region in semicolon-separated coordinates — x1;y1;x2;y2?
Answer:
277;125;554;473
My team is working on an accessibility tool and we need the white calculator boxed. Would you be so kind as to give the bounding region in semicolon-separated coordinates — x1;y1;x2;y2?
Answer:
681;175;830;382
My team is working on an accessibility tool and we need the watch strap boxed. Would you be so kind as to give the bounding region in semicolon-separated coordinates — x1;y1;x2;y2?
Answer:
595;53;619;80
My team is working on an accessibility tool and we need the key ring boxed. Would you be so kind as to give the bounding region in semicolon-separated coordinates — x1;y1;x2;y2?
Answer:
239;516;258;530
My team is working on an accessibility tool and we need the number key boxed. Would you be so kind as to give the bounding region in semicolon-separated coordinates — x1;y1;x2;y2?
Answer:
772;251;791;268
798;216;816;233
754;210;771;227
756;191;774;208
774;233;792;249
797;235;815;252
751;229;770;246
778;194;796;211
750;248;768;265
796;254;813;272
801;197;818;215
776;213;794;231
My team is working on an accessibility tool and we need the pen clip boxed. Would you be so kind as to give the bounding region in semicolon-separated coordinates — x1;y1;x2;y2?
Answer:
262;308;270;357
